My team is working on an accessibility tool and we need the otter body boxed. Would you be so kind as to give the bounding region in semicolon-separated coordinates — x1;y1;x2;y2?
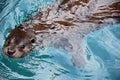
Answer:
3;0;120;66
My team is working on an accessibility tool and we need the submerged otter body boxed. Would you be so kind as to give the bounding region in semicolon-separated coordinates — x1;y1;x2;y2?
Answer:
3;0;120;66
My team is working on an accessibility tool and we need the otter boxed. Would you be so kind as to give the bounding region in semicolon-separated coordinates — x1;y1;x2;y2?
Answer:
3;0;120;66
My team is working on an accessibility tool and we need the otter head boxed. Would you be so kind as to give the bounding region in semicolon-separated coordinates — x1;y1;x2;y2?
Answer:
3;26;36;58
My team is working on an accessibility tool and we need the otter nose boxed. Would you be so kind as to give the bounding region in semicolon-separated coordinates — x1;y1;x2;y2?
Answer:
7;48;16;55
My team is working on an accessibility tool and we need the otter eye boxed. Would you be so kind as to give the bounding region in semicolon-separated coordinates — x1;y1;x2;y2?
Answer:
31;39;35;43
6;40;10;45
6;42;10;45
19;45;25;49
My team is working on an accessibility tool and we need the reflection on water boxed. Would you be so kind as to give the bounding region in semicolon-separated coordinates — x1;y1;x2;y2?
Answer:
0;0;120;80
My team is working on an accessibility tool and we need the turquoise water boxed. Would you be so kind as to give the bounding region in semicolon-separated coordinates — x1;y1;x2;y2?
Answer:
0;0;120;80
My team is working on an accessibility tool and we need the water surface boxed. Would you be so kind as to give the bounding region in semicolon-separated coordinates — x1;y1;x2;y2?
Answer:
0;0;120;80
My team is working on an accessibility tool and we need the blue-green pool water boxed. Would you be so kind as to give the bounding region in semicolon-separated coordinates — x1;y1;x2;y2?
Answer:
0;0;120;80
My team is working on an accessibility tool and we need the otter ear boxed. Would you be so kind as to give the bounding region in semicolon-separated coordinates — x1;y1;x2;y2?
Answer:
15;25;17;28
